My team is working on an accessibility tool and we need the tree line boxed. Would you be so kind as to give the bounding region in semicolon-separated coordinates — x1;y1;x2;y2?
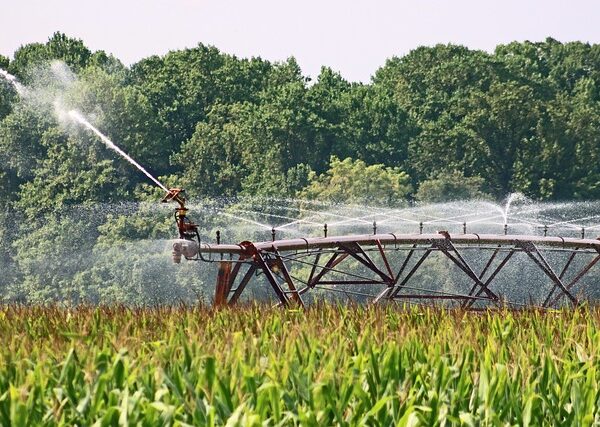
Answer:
2;32;600;303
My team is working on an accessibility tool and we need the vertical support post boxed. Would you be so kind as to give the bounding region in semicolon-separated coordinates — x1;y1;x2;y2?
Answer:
214;261;232;307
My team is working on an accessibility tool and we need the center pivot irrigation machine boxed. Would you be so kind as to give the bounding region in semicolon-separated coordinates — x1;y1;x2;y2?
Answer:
162;189;600;309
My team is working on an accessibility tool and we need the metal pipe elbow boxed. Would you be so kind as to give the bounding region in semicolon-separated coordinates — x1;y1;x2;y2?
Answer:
172;239;199;263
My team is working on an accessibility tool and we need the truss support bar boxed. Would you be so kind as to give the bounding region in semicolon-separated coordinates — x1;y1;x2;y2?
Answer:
393;294;476;300
309;252;350;287
435;240;499;302
548;250;600;307
338;242;393;283
273;250;305;308
376;240;395;280
464;249;514;309
227;265;257;305
518;242;578;306
389;248;433;300
480;247;500;281
542;250;578;307
253;252;291;307
307;250;322;285
373;245;419;304
318;280;387;285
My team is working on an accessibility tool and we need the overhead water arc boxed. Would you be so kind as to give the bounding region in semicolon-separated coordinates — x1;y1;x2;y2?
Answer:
67;110;169;192
0;68;28;97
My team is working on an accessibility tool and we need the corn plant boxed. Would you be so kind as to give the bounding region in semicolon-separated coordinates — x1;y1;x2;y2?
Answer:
0;304;599;425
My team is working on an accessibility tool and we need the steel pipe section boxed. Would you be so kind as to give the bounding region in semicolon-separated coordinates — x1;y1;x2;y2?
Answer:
188;233;600;256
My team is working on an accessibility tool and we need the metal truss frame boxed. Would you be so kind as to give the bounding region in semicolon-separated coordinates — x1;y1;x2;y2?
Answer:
194;232;600;309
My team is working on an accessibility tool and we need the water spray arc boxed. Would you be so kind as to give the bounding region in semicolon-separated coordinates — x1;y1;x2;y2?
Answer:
0;69;27;96
1;66;202;267
65;110;202;263
67;111;169;192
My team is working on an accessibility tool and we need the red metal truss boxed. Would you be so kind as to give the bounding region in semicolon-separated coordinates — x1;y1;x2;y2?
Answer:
174;232;600;309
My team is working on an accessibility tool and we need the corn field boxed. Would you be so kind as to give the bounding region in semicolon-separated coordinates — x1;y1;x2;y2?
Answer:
0;304;599;426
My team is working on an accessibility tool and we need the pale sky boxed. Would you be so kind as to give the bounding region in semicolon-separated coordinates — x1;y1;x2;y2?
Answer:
1;0;599;82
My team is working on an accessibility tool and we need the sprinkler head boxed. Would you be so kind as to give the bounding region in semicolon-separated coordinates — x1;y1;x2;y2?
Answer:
162;188;186;205
162;187;198;240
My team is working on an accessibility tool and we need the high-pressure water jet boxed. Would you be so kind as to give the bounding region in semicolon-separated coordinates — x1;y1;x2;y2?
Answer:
67;110;169;192
0;69;27;96
65;109;201;263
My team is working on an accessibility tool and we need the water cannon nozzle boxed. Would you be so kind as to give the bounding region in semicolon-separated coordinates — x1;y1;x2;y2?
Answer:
162;187;198;241
162;188;186;209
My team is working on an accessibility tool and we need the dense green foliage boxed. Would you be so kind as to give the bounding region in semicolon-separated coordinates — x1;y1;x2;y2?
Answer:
300;156;412;205
415;171;486;203
1;305;599;425
3;33;600;302
4;34;600;205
